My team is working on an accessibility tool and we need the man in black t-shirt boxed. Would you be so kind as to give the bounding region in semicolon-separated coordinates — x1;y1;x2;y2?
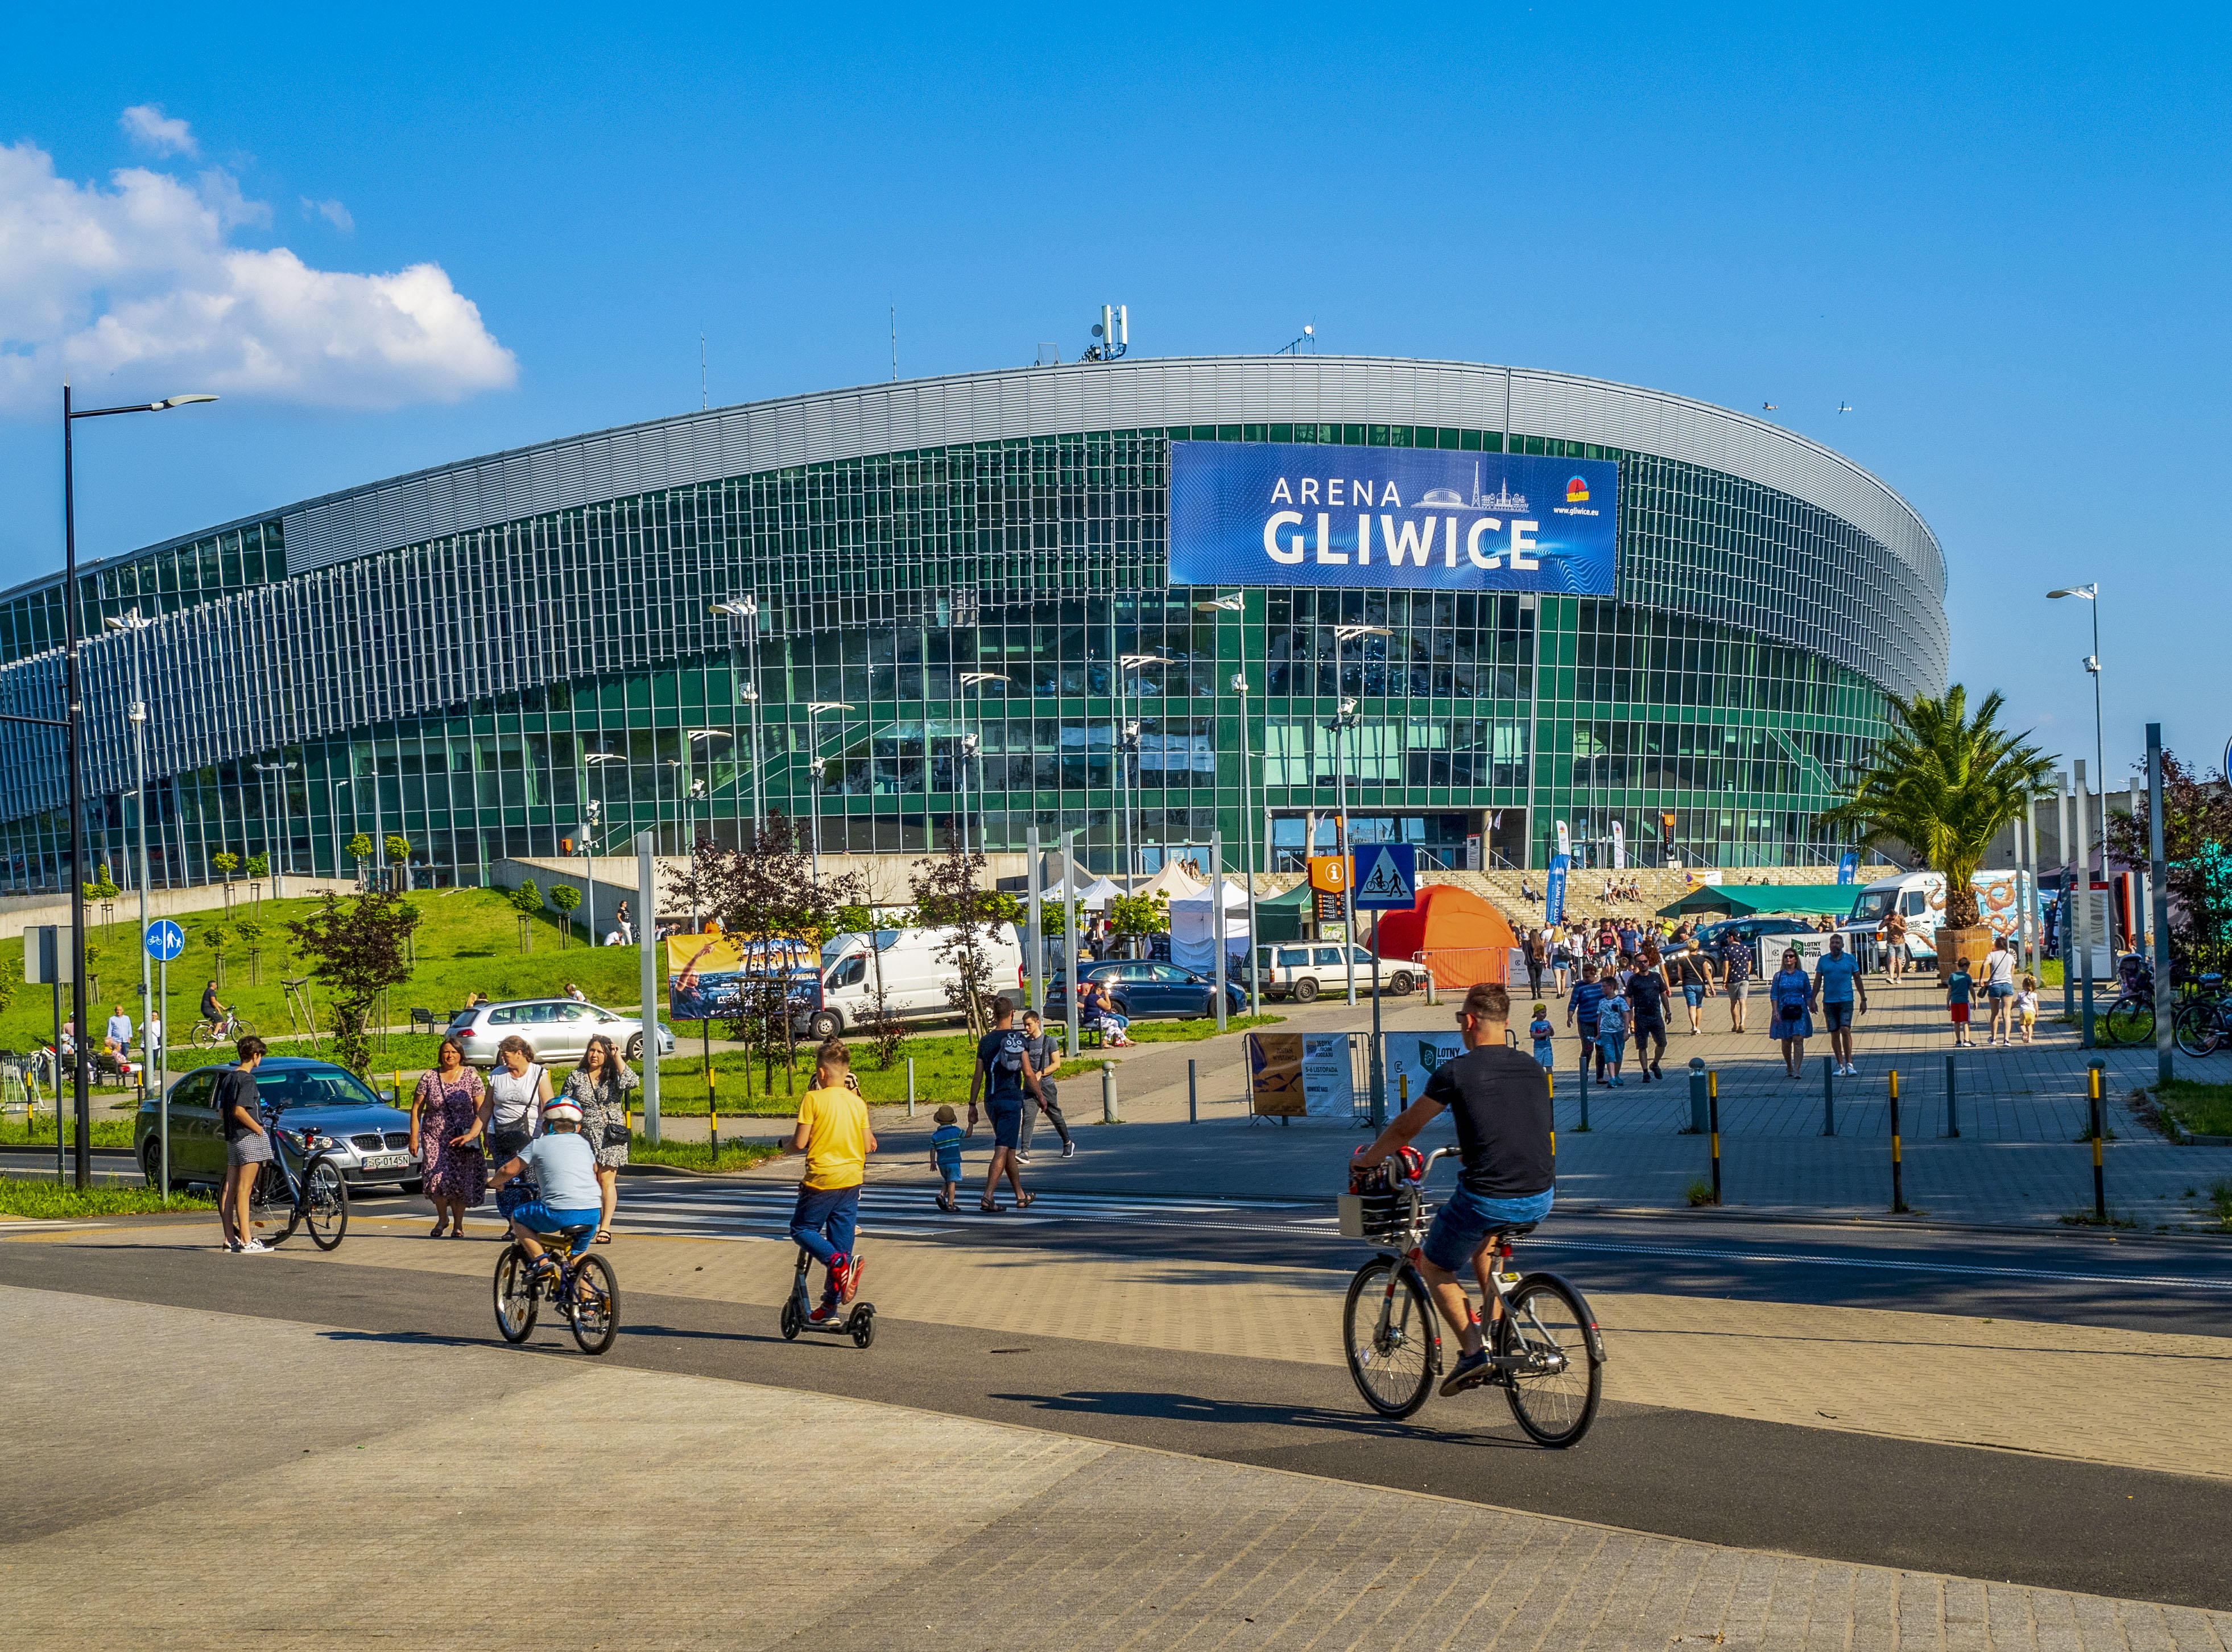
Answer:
966;996;1041;1212
1355;981;1555;1395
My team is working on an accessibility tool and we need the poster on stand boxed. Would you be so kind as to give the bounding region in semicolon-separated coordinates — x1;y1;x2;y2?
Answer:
1382;1033;1467;1111
1246;1033;1355;1118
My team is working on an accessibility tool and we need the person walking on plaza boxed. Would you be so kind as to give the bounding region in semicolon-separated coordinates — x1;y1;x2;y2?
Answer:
968;996;1041;1211
1878;906;1909;980
1522;929;1547;999
1596;983;1631;1086
1718;928;1753;1033
1671;941;1714;1035
929;1105;965;1212
1626;948;1671;1081
482;1037;552;1171
1017;1009;1075;1161
1566;961;1607;1084
217;1036;272;1253
1816;931;1868;1077
615;900;634;945
1945;956;1977;1047
1982;935;2018;1046
1767;947;1816;1079
1551;931;1573;993
104;1003;133;1054
786;1039;874;1321
2017;974;2040;1044
411;1037;486;1239
562;1033;635;1244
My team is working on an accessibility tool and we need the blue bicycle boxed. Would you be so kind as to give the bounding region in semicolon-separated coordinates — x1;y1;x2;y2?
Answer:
493;1226;619;1355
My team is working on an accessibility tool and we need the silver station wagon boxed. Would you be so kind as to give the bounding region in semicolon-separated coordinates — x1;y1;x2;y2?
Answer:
445;998;675;1068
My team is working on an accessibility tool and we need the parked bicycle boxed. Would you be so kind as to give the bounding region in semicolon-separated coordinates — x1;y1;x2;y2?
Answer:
1340;1146;1604;1444
493;1226;619;1355
2101;955;2157;1046
192;1010;254;1048
249;1107;349;1250
2175;973;2231;1058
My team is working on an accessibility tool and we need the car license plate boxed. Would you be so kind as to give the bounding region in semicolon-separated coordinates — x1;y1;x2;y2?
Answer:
361;1153;411;1171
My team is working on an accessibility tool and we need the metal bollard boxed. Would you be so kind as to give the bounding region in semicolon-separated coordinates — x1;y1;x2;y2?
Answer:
1944;1052;1959;1138
1102;1060;1119;1124
1708;1068;1721;1205
907;1056;916;1120
1687;1057;1708;1133
1576;1042;1591;1131
1188;1058;1197;1124
2089;1059;2106;1223
1888;1068;1906;1212
1399;1072;1410;1114
1822;1053;1837;1135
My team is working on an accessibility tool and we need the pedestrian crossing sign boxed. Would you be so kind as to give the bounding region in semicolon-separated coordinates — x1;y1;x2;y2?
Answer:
1353;843;1417;910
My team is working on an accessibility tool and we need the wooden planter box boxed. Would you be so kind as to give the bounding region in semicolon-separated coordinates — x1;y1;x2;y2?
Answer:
1933;925;1997;985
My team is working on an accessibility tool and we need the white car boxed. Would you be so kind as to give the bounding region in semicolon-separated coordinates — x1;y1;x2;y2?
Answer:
1249;943;1431;1002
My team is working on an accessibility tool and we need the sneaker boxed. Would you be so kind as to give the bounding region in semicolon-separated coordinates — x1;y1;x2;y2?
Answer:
1015;1150;1032;1163
1061;1140;1076;1159
1439;1348;1491;1396
808;1303;838;1324
826;1252;852;1300
840;1255;865;1306
224;1239;245;1253
238;1239;271;1254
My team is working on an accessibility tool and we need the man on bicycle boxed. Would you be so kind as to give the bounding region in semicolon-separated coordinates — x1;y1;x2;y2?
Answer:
1354;981;1555;1396
489;1099;603;1280
200;980;229;1033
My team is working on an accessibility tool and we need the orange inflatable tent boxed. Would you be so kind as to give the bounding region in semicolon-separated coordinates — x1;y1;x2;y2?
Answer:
1374;884;1518;989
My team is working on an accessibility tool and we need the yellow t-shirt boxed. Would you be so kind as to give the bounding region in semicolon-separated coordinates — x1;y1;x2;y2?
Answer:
797;1085;869;1191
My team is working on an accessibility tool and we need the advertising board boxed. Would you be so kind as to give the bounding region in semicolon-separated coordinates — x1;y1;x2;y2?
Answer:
1168;441;1617;594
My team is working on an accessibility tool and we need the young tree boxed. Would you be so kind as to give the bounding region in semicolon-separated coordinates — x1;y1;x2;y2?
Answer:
549;883;583;948
287;889;422;1075
233;917;265;985
2106;749;2232;979
245;851;270;912
346;833;374;888
510;880;545;954
1818;685;2054;928
212;850;240;915
1106;892;1169;957
84;864;121;940
908;840;1008;1039
201;922;230;991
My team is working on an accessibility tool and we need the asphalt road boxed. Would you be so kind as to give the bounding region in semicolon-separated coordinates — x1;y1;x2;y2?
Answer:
3;1232;2226;1610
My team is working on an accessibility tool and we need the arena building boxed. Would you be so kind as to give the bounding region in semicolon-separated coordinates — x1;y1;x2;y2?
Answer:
0;355;1948;895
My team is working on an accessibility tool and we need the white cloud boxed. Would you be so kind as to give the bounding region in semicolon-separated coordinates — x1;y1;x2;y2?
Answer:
119;104;197;159
0;130;514;413
301;196;354;233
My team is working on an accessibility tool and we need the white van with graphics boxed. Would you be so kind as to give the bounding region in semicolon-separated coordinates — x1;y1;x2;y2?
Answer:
1837;870;2031;963
804;924;1024;1039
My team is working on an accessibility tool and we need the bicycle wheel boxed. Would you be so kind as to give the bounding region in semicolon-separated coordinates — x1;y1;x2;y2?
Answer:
493;1244;539;1343
255;1165;294;1246
1501;1274;1603;1448
2103;998;2154;1047
2175;1002;2222;1059
304;1160;349;1250
567;1253;619;1355
1343;1257;1438;1419
191;1020;218;1049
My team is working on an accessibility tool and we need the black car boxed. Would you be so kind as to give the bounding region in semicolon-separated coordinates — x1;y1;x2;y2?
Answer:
1044;961;1248;1021
135;1056;421;1193
1692;916;1822;955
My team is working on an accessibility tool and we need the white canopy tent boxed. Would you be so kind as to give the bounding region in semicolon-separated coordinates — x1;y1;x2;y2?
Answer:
1039;875;1123;911
1134;861;1207;902
1168;878;1251;971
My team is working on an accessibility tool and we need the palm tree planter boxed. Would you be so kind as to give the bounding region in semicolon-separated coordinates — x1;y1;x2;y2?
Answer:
1819;686;2055;985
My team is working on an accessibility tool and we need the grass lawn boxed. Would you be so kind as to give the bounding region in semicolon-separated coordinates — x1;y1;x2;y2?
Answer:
625;1136;784;1173
0;1178;213;1219
2156;1080;2232;1137
0;1114;138;1148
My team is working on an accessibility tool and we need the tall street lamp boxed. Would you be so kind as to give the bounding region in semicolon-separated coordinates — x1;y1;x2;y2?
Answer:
956;672;1010;858
104;610;155;1096
805;703;853;886
2049;583;2106;1044
709;598;764;838
252;759;296;895
586;754;629;937
59;387;215;1187
1329;624;1390;1008
1195;594;1259;1015
1116;654;1167;891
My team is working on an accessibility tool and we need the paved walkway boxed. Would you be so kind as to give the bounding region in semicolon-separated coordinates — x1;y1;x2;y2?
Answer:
9;1277;2230;1650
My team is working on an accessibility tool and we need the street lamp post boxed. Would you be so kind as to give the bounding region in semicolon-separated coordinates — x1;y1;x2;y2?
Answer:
956;672;1008;859
104;610;154;1099
252;760;297;895
1329;624;1390;1009
1115;654;1167;891
2049;584;2105;1046
1195;594;1260;1017
60;387;215;1188
804;703;853;886
586;755;629;939
709;598;764;839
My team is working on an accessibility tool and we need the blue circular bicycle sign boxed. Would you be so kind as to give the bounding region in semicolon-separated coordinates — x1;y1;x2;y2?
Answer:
144;920;185;961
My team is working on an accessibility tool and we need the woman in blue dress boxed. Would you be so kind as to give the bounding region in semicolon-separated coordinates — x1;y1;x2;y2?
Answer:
1767;947;1817;1079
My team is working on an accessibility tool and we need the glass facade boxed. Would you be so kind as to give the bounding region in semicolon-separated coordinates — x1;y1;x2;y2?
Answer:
0;373;1941;894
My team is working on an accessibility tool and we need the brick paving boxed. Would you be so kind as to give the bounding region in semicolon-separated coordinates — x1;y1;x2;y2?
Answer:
6;1281;2228;1651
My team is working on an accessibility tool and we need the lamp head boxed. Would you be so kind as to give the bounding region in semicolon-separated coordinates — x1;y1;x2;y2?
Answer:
155;394;217;410
1229;671;1249;694
1193;594;1244;613
2047;584;2098;601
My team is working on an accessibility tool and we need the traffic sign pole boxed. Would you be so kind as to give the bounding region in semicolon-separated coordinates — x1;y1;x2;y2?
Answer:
1352;845;1417;1133
144;922;186;1204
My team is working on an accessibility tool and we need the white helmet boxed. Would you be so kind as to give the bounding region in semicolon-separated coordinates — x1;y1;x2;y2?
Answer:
542;1100;583;1125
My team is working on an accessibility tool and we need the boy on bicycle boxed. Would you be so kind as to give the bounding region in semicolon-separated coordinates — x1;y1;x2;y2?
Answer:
788;1038;875;1321
490;1100;603;1277
1354;981;1555;1397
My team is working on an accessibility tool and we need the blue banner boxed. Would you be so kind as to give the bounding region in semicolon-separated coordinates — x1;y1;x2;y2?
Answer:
1544;854;1570;926
1837;851;1858;885
1168;441;1617;594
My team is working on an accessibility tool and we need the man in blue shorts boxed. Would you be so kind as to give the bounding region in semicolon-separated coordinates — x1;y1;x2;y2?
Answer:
1354;981;1555;1397
967;996;1043;1212
490;1099;604;1273
1814;931;1869;1076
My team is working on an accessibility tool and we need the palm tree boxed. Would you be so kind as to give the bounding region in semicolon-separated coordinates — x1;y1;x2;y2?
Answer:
1819;686;2055;928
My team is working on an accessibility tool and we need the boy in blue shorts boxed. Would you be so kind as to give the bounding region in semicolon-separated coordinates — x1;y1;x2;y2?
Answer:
929;1105;965;1212
1527;1002;1555;1070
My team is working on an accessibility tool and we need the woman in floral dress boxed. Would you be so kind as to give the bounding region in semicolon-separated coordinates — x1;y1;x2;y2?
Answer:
561;1033;636;1244
411;1038;486;1239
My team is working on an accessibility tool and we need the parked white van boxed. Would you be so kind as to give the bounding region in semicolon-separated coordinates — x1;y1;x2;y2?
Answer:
1836;870;2032;963
804;924;1024;1038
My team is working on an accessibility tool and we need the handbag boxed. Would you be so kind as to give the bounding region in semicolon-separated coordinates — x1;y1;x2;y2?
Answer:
603;1121;630;1148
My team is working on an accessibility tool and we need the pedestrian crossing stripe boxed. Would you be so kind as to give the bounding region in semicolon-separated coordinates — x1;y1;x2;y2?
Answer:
601;1184;1334;1240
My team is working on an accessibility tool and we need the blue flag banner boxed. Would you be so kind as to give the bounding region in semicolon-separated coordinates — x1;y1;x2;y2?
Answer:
1837;851;1858;885
1544;854;1570;926
1168;440;1617;594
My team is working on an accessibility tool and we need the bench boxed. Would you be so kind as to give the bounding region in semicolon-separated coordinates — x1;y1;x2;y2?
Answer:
410;1006;441;1035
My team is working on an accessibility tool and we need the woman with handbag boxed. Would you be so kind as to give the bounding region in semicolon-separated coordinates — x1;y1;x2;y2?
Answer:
481;1036;553;1174
1767;947;1817;1079
561;1033;637;1245
411;1036;485;1239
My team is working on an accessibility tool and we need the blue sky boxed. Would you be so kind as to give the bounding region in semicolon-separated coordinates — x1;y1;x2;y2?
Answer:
1;4;2224;781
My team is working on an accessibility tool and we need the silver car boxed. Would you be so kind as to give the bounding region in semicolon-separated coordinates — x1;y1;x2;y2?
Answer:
446;998;675;1068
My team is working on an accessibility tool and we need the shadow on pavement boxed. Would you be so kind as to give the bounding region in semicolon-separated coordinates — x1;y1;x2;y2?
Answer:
991;1386;1536;1449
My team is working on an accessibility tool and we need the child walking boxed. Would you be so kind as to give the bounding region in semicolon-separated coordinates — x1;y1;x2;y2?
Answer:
1946;957;1976;1047
1528;1002;1555;1070
929;1105;965;1213
786;1039;877;1324
2016;975;2039;1045
1596;987;1631;1087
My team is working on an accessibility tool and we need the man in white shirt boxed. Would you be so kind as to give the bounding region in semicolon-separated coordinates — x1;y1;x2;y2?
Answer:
1983;935;2019;1046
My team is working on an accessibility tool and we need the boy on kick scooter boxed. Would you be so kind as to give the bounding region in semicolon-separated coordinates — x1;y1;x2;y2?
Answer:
786;1039;876;1323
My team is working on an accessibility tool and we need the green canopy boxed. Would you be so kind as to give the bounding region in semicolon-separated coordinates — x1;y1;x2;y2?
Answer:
1656;883;1862;920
